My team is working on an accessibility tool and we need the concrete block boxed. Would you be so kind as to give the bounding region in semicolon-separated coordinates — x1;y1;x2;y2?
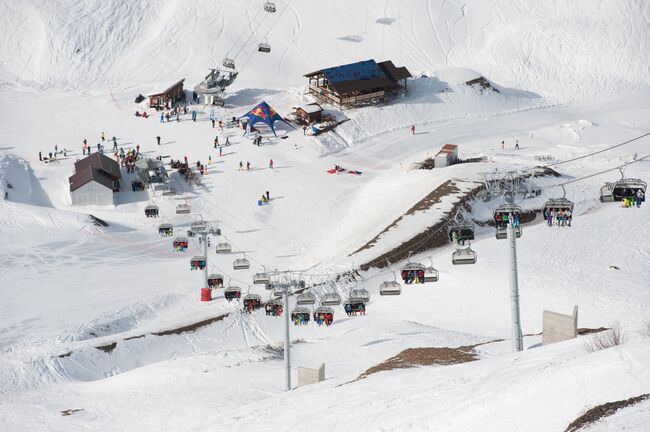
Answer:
542;305;578;345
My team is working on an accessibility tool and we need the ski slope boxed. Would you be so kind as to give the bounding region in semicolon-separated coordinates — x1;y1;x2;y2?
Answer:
1;1;650;431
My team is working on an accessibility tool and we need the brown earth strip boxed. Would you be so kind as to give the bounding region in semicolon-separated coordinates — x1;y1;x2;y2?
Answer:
94;342;117;353
577;327;609;335
565;394;649;432
151;313;229;336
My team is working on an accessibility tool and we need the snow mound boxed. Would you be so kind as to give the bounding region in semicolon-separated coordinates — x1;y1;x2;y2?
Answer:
0;153;51;206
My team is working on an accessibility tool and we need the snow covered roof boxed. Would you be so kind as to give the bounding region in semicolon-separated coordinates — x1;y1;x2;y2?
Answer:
296;103;323;114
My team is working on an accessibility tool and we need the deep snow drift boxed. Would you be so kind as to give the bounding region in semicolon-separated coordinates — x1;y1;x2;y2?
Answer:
1;1;650;431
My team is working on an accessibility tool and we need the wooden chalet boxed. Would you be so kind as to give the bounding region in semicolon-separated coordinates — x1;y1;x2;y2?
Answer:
148;79;185;109
304;60;411;108
293;103;323;124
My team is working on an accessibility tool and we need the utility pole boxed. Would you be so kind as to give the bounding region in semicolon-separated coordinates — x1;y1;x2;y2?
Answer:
282;282;291;391
508;216;524;352
191;220;219;302
268;274;294;391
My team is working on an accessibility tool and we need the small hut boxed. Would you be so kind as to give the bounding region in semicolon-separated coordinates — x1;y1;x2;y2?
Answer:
293;103;323;124
148;79;185;109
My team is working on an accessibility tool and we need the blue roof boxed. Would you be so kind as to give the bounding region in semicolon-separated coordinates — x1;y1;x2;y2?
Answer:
320;60;386;83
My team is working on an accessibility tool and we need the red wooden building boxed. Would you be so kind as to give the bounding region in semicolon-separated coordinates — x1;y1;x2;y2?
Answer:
148;79;185;109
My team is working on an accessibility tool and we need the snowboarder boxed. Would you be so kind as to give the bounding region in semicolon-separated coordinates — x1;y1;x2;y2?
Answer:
208;155;212;164
211;119;215;128
515;140;519;149
302;125;307;135
239;161;243;171
176;113;180;122
136;144;140;154
63;148;67;157
39;151;42;161
48;152;53;160
246;161;250;170
214;136;219;148
156;136;161;146
113;138;118;151
165;112;171;122
501;140;505;150
101;132;106;141
219;146;223;156
265;190;270;201
192;111;197;122
410;125;415;134
160;113;164;123
225;137;230;146
269;159;274;169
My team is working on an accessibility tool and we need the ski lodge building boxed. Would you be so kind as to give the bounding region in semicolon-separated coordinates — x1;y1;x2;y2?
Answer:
304;59;412;108
148;79;185;109
69;153;121;206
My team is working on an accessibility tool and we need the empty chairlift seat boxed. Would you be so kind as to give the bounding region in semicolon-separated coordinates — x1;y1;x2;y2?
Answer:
258;43;271;53
190;256;206;270
172;237;189;252
349;288;370;303
224;287;241;301
452;246;477;265
190;220;208;235
158;223;174;237
144;205;159;218
233;256;250;270
320;292;341;306
216;242;232;254
296;292;316;305
176;203;191;214
379;281;401;296
494;204;522;240
253;272;270;285
207;274;224;288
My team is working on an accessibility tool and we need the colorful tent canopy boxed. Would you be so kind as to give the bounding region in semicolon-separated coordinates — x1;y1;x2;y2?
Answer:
240;101;292;136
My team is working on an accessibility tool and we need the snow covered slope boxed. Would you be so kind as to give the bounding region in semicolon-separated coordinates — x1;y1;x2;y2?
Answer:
1;1;650;431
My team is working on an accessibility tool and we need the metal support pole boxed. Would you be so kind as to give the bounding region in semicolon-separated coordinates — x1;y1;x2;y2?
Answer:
508;219;524;352
202;232;209;291
283;284;291;391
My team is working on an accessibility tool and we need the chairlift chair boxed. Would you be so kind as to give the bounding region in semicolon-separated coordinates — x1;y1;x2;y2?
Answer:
272;289;283;299
162;187;176;197
158;223;174;237
447;224;475;243
216;242;232;254
350;288;370;303
320;292;342;306
258;42;271;53
176;203;191;214
243;293;262;311
343;300;366;316
494;204;522;240
313;306;334;326
296;291;316;306
611;178;647;202
401;262;425;284
265;299;283;316
291;307;311;324
233;255;250;270
144;204;159;218
190;255;206;270
207;274;224;288
224;286;241;301
253;272;270;285
190;220;208;235
172;237;189;252
452;245;477;265
379;281;401;296
222;57;235;69
264;1;276;13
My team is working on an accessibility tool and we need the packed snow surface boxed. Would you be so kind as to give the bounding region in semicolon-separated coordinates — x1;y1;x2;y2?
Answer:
1;1;650;431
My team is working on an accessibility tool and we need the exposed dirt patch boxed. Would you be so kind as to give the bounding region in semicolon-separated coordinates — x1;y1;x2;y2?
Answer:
151;313;229;336
60;408;84;416
94;342;117;354
124;334;146;341
357;182;483;270
577;327;610;335
57;351;72;358
565;394;649;432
